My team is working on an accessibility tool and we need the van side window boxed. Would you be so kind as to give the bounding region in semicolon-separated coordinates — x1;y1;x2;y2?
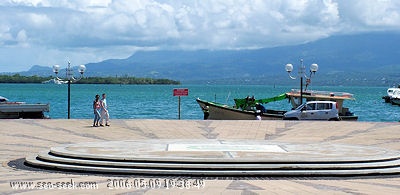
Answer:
317;103;332;110
306;103;316;110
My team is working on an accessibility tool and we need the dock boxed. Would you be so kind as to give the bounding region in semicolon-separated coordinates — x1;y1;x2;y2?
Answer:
1;119;400;194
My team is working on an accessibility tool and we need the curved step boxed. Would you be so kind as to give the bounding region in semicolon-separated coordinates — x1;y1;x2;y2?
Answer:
24;139;400;176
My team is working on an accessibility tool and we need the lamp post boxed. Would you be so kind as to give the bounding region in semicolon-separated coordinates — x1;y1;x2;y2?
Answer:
53;61;86;119
285;59;318;105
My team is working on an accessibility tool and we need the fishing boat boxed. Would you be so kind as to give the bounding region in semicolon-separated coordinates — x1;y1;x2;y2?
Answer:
197;94;287;120
0;96;50;119
196;89;358;121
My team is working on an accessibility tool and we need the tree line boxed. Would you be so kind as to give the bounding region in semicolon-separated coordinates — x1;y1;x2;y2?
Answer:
0;74;180;85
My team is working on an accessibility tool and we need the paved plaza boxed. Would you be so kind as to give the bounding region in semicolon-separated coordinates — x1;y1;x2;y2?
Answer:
1;119;400;194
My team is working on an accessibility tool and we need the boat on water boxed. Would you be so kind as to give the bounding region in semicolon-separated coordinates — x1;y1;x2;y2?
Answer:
42;78;67;84
196;89;358;121
0;96;50;119
382;85;400;106
285;89;357;120
197;94;287;120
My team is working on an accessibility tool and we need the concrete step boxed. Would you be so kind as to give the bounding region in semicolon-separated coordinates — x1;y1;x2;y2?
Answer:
33;150;400;170
25;155;400;176
24;139;400;176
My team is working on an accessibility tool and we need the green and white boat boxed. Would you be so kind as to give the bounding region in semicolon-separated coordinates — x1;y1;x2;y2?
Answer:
196;94;287;120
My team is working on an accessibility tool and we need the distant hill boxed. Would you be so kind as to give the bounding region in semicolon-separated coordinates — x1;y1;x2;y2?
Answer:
9;32;400;86
18;65;53;77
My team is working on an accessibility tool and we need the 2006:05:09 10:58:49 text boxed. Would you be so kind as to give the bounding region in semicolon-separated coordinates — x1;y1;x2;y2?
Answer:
107;178;205;189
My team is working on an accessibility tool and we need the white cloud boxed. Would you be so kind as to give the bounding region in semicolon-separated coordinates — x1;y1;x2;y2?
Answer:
0;0;400;72
16;29;29;47
28;13;52;27
337;0;400;31
356;0;400;27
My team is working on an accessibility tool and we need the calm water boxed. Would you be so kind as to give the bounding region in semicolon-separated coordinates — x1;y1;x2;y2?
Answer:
0;83;399;122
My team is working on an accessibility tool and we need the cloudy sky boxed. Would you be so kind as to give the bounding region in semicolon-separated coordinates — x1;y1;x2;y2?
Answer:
1;0;400;72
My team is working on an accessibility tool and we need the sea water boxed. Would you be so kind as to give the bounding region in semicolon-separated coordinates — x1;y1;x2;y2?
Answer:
0;83;399;122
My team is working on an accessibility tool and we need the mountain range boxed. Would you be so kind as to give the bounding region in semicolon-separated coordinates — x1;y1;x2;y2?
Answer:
12;32;400;86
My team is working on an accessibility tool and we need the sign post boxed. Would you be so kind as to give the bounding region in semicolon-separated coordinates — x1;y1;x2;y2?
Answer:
173;88;188;119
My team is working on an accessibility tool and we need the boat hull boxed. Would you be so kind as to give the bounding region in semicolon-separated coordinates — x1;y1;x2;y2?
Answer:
391;98;400;106
0;103;49;119
196;98;283;120
339;115;358;121
382;96;392;103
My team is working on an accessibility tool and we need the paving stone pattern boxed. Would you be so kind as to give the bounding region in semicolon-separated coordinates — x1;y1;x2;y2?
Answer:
1;119;400;194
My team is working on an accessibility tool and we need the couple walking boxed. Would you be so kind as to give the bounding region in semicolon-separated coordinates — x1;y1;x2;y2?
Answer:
93;93;110;127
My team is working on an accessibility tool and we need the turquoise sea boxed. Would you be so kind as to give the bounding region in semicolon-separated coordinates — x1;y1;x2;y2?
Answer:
0;83;399;122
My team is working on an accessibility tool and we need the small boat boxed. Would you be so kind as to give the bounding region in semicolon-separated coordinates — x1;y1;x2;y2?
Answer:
42;78;67;84
196;89;358;121
382;85;400;105
0;96;50;119
390;89;400;106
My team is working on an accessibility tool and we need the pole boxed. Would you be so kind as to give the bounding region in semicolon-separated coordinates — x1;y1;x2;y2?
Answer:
300;76;303;105
299;59;304;105
68;80;71;119
178;96;181;120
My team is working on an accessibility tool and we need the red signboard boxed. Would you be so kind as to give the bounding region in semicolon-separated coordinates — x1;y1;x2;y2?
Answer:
173;88;189;96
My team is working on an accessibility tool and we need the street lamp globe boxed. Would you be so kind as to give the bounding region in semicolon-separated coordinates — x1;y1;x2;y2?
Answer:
78;65;86;74
285;63;294;73
310;63;318;73
53;65;60;74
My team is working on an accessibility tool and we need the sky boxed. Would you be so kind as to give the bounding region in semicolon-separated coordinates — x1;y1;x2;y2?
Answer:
1;0;400;72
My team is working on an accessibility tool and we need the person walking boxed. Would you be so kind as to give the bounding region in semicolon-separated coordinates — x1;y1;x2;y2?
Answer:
93;94;101;127
100;93;110;126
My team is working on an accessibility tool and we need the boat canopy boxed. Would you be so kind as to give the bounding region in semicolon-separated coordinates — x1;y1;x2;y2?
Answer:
286;89;355;100
234;93;287;109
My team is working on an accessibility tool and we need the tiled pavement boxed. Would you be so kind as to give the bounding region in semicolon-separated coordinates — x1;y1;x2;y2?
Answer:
1;119;400;194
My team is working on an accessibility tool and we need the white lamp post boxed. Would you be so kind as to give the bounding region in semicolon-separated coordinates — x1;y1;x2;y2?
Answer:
285;59;318;105
53;61;86;119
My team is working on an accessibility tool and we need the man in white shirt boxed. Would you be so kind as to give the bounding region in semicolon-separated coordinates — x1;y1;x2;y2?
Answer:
100;93;110;126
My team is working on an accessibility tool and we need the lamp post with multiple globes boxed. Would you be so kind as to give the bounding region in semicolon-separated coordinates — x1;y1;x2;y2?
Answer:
285;59;318;105
53;61;86;119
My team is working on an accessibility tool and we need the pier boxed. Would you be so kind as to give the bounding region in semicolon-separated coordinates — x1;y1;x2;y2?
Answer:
2;119;400;193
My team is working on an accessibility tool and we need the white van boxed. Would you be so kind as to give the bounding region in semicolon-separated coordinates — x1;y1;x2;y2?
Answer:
283;101;340;121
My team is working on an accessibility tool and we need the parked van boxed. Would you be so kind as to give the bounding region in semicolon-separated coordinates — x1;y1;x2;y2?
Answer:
283;101;340;121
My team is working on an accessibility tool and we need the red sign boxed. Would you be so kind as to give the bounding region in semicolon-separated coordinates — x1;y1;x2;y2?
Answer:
173;88;189;96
